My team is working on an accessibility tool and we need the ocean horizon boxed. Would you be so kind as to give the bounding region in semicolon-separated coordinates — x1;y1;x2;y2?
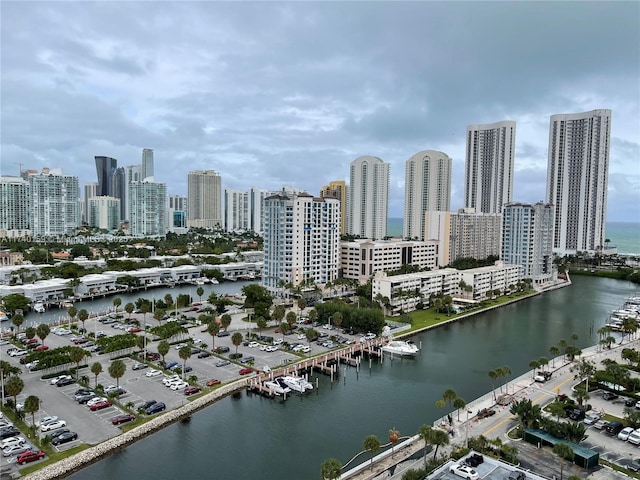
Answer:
387;218;639;256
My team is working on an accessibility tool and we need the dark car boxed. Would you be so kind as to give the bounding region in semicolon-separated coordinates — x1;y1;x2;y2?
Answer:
44;428;70;441
197;351;211;358
606;421;624;436
166;361;179;370
626;398;636;407
184;386;201;395
16;449;45;465
146;402;166;415
629;459;640;472
74;388;92;396
216;360;231;367
603;391;619;401
215;346;230;353
111;414;136;425
507;472;526;480
56;377;75;387
217;331;230;337
0;427;20;439
240;356;255;364
139;400;157;411
568;408;586;421
477;408;496;419
51;431;78;446
76;392;97;404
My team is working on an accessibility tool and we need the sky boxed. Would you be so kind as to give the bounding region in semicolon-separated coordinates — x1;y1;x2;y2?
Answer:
1;1;639;223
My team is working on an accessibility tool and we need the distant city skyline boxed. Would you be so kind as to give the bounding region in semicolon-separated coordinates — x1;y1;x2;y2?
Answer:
1;2;638;222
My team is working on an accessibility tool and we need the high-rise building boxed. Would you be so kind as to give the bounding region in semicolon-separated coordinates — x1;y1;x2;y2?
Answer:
403;150;452;240
28;168;80;237
502;202;554;284
128;180;167;236
94;156;118;197
112;167;126;221
187;170;222;229
464;121;516;214
142;148;154;181
262;192;340;294
348;156;389;240
124;165;143;222
546;109;612;255
424;209;502;266
320;180;348;235
166;195;188;234
0;176;31;238
83;182;98;225
88;196;121;231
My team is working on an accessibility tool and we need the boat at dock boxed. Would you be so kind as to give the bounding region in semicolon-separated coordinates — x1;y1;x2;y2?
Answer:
33;302;46;313
281;376;312;393
381;340;420;357
264;380;291;396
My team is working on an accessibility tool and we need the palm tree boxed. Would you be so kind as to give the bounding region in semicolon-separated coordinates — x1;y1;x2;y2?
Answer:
363;434;380;469
272;305;285;328
320;458;342;480
68;346;86;379
68;306;78;327
332;312;343;330
231;332;243;356
429;429;449;460
488;370;498;400
25;327;36;342
36;323;50;347
453;397;466;421
164;294;173;308
442;388;457;411
154;308;165;325
529;359;540;379
125;302;135;320
220;314;232;332
78;308;89;332
280;321;290;340
509;398;541;435
297;297;307;317
140;303;150;329
207;322;220;351
5;375;24;410
158;340;170;363
24;395;40;427
417;424;432;466
91;362;103;388
285;311;297;331
11;313;24;336
256;316;267;336
388;428;400;456
108;359;126;387
112;297;122;313
549;346;560;366
500;365;512;394
178;345;192;380
196;286;204;302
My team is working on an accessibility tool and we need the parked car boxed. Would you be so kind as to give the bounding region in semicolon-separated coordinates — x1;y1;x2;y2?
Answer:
217;331;230;337
606;421;624;436
618;426;635;441
146;402;166;415
625;398;636;407
197;351;211;358
206;379;221;386
50;375;72;385
170;381;189;391
477;408;496;419
87;397;108;407
111;414;136;425
239;367;253;375
594;419;609;430
603;391;619;401
166;361;179;370
628;429;640;445
629;459;640;472
89;400;112;411
76;392;97;404
449;463;479;480
583;413;601;425
184;386;201;395
0;436;25;449
51;431;78;446
132;362;148;370
43;428;70;441
36;415;59;426
56;377;75;387
145;369;162;377
138;400;157;411
3;444;29;457
0;427;20;440
215;346;230;353
40;420;67;432
216;360;231;367
16;449;45;465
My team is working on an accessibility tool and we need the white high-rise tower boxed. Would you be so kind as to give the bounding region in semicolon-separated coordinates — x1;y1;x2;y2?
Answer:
348;156;389;240
403;150;451;240
546;109;611;255
464;120;516;214
187;170;222;229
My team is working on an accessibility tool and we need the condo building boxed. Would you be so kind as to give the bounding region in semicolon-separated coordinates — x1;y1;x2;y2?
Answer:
188;170;222;229
88;196;121;231
320;180;348;235
464;121;516;214
0;176;31;238
262;192;340;295
403;150;452;240
546;109;611;255
141;148;154;181
128;180;167;236
28;169;80;237
348;156;389;240
223;187;268;235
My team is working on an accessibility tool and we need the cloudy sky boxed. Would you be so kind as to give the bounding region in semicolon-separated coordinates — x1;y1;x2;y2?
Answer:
2;1;639;222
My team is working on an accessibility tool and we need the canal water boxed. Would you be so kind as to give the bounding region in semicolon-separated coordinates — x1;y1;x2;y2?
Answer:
64;276;638;480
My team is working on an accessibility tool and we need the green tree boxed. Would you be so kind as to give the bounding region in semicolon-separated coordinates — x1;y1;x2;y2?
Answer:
417;424;432;466
332;312;343;330
320;458;342;480
108;359;126;387
5;375;24;409
36;323;50;347
297;297;307;316
221;314;232;332
453;397;466;421
363;434;381;468
549;346;560;367
286;311;297;330
164;294;174;308
24;395;40;426
510;398;541;434
125;302;135;319
488;370;498;400
429;428;450;460
78;308;89;332
25;326;36;341
69;346;86;378
206;322;220;351
552;442;574;461
68;306;78;327
140;302;150;328
178;345;192;380
91;362;103;388
272;304;285;327
158;340;170;363
196;286;204;302
280;321;290;340
11;313;24;336
154;308;165;325
112;297;122;313
231;332;243;356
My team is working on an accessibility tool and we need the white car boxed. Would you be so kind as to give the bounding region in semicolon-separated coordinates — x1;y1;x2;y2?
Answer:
583;413;600;425
162;375;180;386
170;381;188;391
300;346;311;353
145;369;162;377
0;436;25;449
628;429;640;445
248;342;260;348
50;375;72;385
618;426;635;441
2;444;29;457
36;416;58;427
40;420;67;432
449;463;479;480
8;349;28;357
87;397;108;407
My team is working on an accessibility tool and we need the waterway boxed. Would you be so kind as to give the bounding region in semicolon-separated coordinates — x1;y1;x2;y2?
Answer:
65;276;638;480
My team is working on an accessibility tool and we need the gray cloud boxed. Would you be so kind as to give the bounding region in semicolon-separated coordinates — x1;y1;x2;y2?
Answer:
1;1;638;223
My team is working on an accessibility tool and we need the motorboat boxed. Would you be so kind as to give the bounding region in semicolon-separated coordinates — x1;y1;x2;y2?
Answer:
264;380;291;396
280;376;307;393
299;377;313;391
381;340;420;357
33;302;45;313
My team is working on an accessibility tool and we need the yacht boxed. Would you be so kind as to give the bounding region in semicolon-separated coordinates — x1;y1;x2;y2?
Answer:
381;340;420;357
281;376;307;393
33;302;46;313
264;380;291;396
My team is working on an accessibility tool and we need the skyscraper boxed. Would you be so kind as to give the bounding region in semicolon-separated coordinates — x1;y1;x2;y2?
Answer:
320;180;348;235
187;170;222;229
88;196;121;231
28;168;80;237
348;156;389;240
546;109;612;255
141;148;154;180
502;202;554;284
262;192;340;294
128;180;167;236
464;121;516;214
0;176;31;237
94;156;118;197
403;150;451;240
83;182;98;225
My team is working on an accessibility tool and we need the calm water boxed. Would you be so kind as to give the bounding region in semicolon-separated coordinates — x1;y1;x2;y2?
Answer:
70;275;639;480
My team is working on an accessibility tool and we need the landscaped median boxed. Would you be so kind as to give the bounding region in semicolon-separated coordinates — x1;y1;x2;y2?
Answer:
20;378;250;480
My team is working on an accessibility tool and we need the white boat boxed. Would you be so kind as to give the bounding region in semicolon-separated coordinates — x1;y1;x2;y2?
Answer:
33;302;45;313
0;312;8;322
264;380;291;396
299;377;313;391
281;376;307;393
381;340;420;357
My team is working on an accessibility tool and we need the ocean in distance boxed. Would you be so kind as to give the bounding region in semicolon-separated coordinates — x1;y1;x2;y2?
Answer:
387;218;640;256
